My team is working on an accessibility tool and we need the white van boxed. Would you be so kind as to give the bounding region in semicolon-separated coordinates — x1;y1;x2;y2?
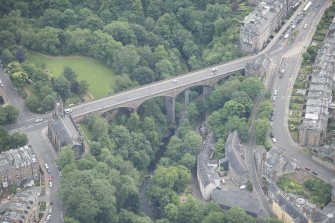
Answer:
272;138;277;143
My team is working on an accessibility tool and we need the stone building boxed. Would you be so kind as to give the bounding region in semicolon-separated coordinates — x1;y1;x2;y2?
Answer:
197;132;261;217
48;99;84;159
299;17;335;147
255;147;297;181
240;0;289;53
245;55;271;80
0;146;39;191
312;145;335;163
0;191;39;223
268;183;331;223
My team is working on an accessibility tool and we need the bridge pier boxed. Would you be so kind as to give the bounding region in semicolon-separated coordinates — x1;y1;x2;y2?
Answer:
185;89;191;105
203;86;212;100
165;96;176;124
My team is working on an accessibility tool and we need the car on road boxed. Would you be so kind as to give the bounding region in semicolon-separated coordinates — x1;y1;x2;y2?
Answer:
172;79;179;83
64;108;72;114
279;69;285;78
44;163;49;169
269;132;274;138
211;67;218;72
312;171;318;175
304;23;308;29
305;167;311;171
35;118;43;123
274;90;278;96
47;168;51;174
49;181;53;188
49;207;52;214
272;96;276;101
272;138;277;143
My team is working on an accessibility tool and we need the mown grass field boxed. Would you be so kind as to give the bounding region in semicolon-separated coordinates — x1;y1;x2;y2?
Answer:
27;51;116;99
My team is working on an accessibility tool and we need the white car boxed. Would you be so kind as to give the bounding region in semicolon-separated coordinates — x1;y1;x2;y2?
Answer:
304;24;308;29
272;138;277;143
64;108;72;114
172;79;179;83
274;90;278;96
211;67;218;72
272;96;276;101
35;118;43;123
49;182;53;188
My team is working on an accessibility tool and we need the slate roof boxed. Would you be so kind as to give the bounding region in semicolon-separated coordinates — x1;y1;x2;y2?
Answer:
211;189;261;216
277;194;309;223
197;133;220;187
225;132;248;177
50;116;80;146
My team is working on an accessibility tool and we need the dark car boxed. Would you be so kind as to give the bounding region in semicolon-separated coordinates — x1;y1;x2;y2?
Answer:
312;171;318;175
269;132;274;138
47;169;51;174
305;167;311;171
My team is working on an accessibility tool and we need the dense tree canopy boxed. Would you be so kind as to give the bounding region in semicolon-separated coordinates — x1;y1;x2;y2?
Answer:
0;0;252;89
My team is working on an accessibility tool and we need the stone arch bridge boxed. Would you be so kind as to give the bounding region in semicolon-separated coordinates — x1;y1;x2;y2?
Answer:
70;57;253;123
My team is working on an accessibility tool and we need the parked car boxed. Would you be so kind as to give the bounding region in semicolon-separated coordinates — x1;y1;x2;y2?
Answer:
305;167;311;171
312;171;318;175
272;138;277;143
274;90;278;96
172;79;179;83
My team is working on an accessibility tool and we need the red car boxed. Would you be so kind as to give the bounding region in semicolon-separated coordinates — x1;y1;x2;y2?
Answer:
48;176;53;182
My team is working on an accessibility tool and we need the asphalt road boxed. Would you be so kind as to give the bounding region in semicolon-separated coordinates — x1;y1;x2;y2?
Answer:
27;129;63;223
271;0;335;184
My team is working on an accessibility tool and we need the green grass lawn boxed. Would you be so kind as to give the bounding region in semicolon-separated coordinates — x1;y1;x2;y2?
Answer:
27;51;116;99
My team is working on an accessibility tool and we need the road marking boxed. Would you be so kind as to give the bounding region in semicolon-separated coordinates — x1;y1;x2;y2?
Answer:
269;46;284;55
